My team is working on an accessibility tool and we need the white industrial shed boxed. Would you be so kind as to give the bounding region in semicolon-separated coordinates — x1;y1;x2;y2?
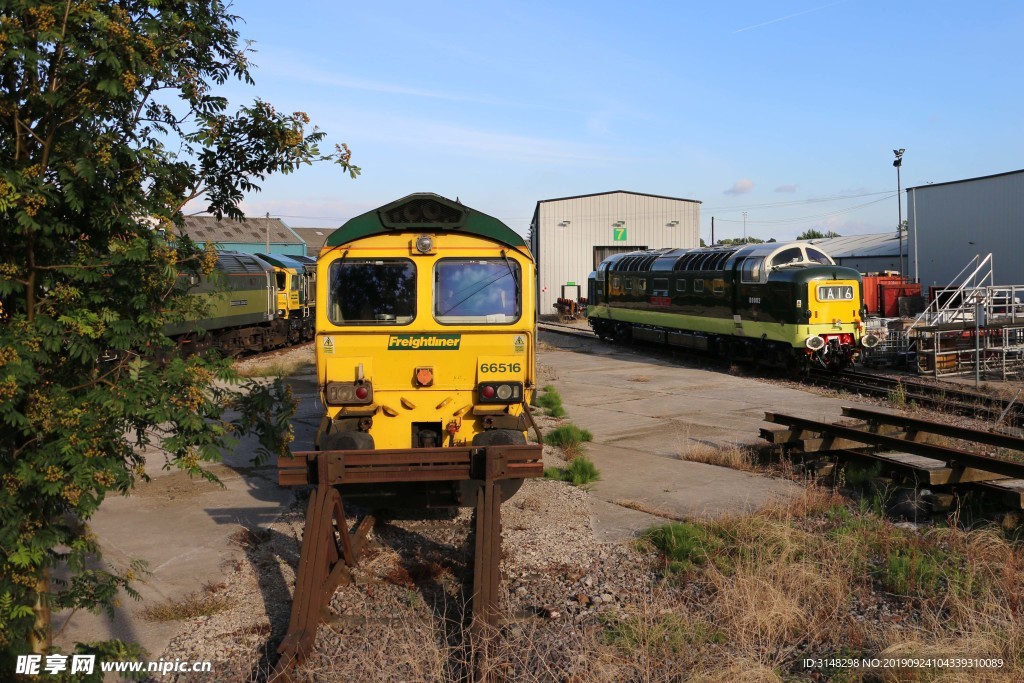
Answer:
907;169;1024;288
530;190;701;315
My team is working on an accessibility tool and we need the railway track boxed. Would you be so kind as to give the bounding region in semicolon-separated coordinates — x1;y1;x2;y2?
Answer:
539;320;1023;425
807;368;1024;427
763;406;1024;509
272;446;543;681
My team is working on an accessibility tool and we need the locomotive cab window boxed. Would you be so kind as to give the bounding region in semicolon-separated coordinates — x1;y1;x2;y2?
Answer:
805;248;832;264
434;259;520;324
770;247;803;268
328;259;416;325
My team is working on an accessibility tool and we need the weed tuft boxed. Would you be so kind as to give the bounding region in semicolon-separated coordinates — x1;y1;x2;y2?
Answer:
545;456;601;487
536;386;566;417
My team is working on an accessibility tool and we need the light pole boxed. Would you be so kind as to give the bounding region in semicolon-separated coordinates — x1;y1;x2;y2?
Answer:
742;211;748;243
893;149;905;279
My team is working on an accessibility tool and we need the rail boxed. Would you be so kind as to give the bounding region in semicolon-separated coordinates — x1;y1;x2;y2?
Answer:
271;444;543;681
762;406;1024;500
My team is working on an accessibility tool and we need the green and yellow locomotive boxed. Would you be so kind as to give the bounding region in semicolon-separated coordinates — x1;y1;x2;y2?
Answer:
587;242;878;370
312;193;541;505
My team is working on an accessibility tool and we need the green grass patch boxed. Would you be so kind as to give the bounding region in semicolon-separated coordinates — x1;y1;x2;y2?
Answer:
642;522;725;575
544;423;592;449
602;612;725;654
536;385;566;417
544;456;601;487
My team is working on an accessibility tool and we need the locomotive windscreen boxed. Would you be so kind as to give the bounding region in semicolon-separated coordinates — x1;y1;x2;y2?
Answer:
435;259;520;323
328;259;416;324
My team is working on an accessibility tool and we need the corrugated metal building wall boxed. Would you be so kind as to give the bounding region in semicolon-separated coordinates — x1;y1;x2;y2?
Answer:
530;191;700;315
908;169;1024;287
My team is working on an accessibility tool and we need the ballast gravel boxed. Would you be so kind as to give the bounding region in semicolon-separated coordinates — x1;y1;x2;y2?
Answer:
154;441;663;682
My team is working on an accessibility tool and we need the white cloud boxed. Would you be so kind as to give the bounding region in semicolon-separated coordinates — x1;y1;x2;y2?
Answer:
775;184;799;193
725;178;755;195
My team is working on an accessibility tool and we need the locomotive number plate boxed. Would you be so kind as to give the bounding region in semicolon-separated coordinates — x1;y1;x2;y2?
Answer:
817;285;854;301
477;356;523;379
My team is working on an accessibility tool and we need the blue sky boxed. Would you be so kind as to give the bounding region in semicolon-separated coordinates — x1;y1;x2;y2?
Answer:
217;1;1024;243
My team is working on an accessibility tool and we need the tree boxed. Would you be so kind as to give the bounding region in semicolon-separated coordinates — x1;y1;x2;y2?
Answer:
716;236;765;245
796;228;841;240
0;1;358;668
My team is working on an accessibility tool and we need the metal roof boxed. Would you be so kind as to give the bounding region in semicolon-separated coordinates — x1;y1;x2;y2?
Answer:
535;189;702;205
906;168;1024;191
291;227;332;251
181;215;301;245
803;232;900;258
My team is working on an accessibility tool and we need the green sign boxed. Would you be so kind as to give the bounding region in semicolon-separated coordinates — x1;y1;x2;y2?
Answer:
566;281;576;286
613;226;627;241
387;334;462;350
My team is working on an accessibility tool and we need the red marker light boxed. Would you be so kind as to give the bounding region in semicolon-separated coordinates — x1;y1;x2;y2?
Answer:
481;385;496;399
355;386;368;400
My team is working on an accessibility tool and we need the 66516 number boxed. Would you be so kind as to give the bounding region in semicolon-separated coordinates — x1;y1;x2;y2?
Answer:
480;362;522;373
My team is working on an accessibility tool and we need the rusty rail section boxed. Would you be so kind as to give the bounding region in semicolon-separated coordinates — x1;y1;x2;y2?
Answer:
764;407;1024;509
271;444;543;680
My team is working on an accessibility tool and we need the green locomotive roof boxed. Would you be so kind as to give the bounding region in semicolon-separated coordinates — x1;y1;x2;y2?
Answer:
324;193;528;251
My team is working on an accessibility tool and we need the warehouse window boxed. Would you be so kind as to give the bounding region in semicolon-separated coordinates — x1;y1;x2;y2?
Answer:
328;259;416;325
434;259;520;324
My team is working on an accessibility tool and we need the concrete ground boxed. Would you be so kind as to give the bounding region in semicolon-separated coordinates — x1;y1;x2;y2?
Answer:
53;337;860;660
52;372;322;661
537;331;859;541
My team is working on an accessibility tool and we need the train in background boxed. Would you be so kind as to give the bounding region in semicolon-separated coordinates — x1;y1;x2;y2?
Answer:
163;250;316;354
587;241;879;370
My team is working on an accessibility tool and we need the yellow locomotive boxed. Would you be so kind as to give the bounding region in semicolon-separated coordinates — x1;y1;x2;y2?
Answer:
313;193;539;505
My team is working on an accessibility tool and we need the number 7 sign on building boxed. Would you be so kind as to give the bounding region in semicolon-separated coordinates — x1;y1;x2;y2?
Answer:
613;226;627;241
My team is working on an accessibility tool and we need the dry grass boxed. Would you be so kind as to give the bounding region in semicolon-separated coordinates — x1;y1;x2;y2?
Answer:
285;484;1024;682
613;498;687;522
628;375;651;382
677;441;757;471
140;583;235;622
234;359;314;378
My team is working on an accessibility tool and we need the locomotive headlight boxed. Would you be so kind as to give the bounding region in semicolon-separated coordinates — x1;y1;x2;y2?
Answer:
863;333;881;348
805;335;826;351
414;234;435;254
